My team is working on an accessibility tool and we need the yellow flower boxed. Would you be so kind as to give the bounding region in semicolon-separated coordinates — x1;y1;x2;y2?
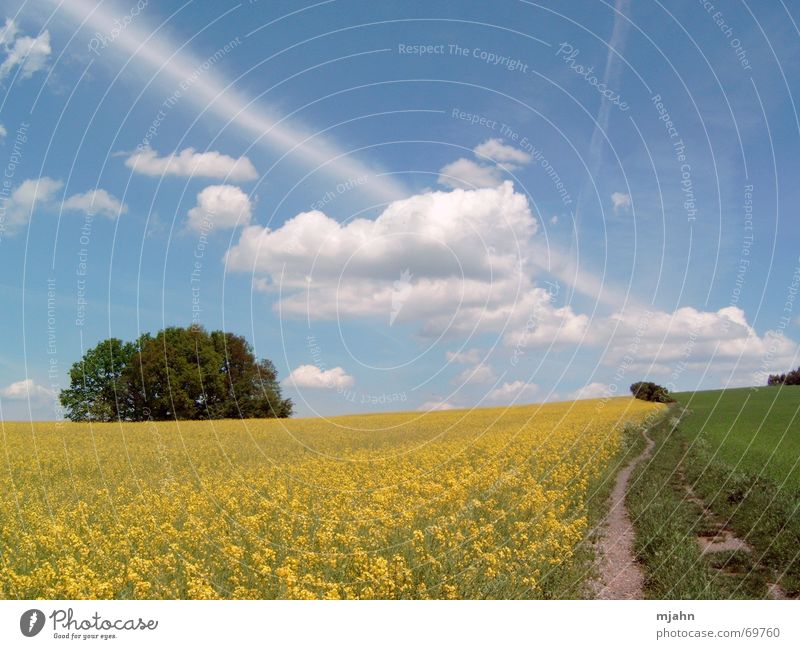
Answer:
0;398;661;599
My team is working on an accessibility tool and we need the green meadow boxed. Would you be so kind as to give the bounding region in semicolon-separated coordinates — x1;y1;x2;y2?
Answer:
674;386;800;488
628;386;800;598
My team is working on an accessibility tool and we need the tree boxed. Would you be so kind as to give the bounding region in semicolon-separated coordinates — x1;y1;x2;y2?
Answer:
767;367;800;386
60;327;292;421
209;331;292;418
630;381;675;403
59;338;139;421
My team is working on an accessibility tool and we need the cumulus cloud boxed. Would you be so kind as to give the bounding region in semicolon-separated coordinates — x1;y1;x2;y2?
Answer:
0;178;129;233
0;21;13;47
437;158;504;189
567;382;612;400
0;123;6;140
0;19;51;81
488;380;539;403
284;365;354;390
0;177;63;233
611;192;631;213
227;182;537;334
561;301;800;397
597;305;799;380
454;363;496;385
0;378;54;401
446;348;484;364
125;147;258;181
418;399;456;411
473;138;531;165
225;181;799;388
438;139;531;189
502;300;800;385
62;189;127;218
187;184;252;232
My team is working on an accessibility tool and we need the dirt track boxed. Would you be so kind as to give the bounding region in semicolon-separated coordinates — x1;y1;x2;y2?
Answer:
593;420;788;600
593;427;654;599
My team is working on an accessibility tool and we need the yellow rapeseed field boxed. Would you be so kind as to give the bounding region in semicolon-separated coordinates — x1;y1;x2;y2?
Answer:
0;397;661;599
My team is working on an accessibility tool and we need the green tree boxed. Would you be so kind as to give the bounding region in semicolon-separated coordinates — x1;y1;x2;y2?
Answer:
60;327;292;421
59;338;138;421
123;326;218;420
209;331;292;418
630;381;675;403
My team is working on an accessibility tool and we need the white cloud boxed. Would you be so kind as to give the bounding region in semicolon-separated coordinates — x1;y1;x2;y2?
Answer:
501;290;592;348
0;378;54;401
446;348;484;364
227;182;537;334
503;300;800;382
438;139;531;189
597;305;800;380
611;192;631;213
284;365;354;390
125;147;258;181
567;382;612;400
11;176;63;205
437;158;504;189
0;123;6;140
500;300;800;388
473;138;531;165
0;178;130;233
56;1;405;203
454;363;496;385
418;399;456;411
0;19;51;81
389;268;414;326
225;180;799;389
62;189;127;218
488;380;539;403
0;177;63;234
0;19;15;47
187;184;252;232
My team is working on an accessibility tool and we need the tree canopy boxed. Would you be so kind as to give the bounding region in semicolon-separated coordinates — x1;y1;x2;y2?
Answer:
629;381;675;403
767;367;800;386
59;326;292;422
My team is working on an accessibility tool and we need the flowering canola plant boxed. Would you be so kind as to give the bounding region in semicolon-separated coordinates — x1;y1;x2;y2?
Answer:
0;397;661;599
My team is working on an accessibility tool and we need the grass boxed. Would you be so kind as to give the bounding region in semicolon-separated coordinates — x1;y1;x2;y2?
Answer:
674;386;800;488
628;387;800;598
626;409;739;598
567;414;660;597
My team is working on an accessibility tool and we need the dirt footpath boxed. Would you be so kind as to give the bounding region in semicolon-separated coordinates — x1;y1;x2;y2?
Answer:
593;427;655;599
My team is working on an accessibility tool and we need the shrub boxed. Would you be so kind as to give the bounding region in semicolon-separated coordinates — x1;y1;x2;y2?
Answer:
629;381;675;403
767;367;800;386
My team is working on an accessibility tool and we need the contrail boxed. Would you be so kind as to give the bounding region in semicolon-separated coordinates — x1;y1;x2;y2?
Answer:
49;1;629;310
563;0;633;310
53;0;406;203
573;0;632;228
586;0;631;176
530;240;638;311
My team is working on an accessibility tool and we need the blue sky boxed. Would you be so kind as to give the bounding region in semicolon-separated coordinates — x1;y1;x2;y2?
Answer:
1;0;799;419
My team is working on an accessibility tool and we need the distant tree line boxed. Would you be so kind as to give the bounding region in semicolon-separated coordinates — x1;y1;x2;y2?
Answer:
629;381;675;403
766;367;800;386
59;326;293;422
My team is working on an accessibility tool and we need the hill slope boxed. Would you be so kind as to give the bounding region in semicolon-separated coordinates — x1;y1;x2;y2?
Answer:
674;386;800;488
